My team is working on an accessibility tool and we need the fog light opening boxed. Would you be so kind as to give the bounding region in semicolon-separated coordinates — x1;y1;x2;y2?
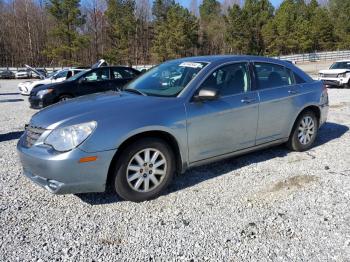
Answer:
47;180;60;191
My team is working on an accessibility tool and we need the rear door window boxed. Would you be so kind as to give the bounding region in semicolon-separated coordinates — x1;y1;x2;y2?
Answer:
254;63;294;89
111;68;124;79
111;68;137;79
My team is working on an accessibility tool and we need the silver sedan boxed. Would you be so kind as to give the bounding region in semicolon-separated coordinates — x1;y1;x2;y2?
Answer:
17;55;329;202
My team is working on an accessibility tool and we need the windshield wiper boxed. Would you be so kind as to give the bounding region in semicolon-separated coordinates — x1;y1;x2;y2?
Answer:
124;88;147;96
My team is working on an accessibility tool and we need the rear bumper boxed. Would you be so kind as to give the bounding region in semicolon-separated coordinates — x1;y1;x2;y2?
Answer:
17;137;116;194
319;103;329;127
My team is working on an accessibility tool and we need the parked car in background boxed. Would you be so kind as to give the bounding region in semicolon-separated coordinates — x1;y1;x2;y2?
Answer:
17;56;329;202
18;68;85;95
318;60;350;88
0;69;15;79
282;60;296;64
32;69;47;79
29;66;140;108
15;69;32;79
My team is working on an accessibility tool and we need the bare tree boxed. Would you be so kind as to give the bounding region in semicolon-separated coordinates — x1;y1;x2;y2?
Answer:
83;0;107;63
135;0;153;64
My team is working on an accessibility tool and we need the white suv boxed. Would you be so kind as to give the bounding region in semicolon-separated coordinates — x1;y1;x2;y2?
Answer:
318;60;350;88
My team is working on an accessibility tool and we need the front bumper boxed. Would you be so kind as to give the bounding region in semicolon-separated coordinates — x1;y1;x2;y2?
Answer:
17;137;116;194
29;95;55;109
18;85;31;95
319;77;349;87
16;75;29;79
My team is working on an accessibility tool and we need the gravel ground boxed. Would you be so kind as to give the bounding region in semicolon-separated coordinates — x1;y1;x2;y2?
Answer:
0;80;349;261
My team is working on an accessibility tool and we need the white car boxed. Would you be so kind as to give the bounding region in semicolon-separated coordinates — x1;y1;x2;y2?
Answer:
318;60;350;88
15;69;31;79
18;68;84;95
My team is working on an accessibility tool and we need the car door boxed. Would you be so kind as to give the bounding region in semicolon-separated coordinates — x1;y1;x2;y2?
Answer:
253;62;301;144
185;62;259;163
76;67;111;96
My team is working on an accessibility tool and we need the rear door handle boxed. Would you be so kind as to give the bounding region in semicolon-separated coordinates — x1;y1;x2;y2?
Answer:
288;90;299;95
241;98;256;104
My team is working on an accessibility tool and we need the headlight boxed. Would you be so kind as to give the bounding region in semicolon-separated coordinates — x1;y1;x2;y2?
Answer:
37;89;53;98
338;73;346;78
45;121;97;152
319;73;324;77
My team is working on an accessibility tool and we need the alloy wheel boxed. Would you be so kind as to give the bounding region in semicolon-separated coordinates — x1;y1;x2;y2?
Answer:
126;148;167;193
298;116;315;145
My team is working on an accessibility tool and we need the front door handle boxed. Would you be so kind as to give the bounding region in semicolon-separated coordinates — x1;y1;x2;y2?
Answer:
241;98;256;104
288;89;299;95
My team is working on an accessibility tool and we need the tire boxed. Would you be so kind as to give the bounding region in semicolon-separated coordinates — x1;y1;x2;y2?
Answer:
287;110;319;152
59;95;72;102
113;137;175;202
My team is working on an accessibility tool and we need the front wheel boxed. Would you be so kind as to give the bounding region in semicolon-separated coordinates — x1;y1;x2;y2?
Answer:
59;95;72;102
287;110;319;152
113;138;175;202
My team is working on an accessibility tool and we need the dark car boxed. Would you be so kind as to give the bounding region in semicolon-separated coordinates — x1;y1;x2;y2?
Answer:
29;66;140;109
0;69;15;79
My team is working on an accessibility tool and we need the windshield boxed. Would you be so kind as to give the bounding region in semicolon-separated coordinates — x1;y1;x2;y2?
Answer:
330;62;350;70
125;61;208;97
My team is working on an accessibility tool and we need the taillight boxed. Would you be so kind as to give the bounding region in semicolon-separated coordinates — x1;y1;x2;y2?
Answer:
321;82;328;105
322;82;328;94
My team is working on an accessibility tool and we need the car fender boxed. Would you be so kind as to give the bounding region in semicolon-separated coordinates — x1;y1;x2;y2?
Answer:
287;102;322;137
116;125;187;166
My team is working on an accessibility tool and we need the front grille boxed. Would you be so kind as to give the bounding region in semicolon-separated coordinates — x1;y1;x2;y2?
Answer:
24;125;46;147
323;74;338;78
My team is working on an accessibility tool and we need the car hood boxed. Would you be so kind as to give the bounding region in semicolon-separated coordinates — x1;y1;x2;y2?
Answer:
20;79;51;87
30;91;173;129
25;64;46;79
31;81;67;94
319;69;350;74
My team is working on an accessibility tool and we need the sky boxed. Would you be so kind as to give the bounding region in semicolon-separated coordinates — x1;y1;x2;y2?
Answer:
178;0;283;8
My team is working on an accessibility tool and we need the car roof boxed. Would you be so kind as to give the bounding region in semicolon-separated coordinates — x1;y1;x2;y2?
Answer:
167;55;293;66
335;60;350;63
173;55;313;83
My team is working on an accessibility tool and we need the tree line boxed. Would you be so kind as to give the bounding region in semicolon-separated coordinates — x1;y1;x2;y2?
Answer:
0;0;349;67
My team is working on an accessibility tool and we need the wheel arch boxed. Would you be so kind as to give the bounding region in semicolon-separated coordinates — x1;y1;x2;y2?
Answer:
105;130;184;190
57;93;74;102
289;104;321;137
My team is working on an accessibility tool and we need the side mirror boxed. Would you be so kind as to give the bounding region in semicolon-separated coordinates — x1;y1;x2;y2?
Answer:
193;87;219;102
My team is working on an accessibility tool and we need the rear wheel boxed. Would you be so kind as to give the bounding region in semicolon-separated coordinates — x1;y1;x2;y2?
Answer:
287;110;318;152
113;138;175;202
